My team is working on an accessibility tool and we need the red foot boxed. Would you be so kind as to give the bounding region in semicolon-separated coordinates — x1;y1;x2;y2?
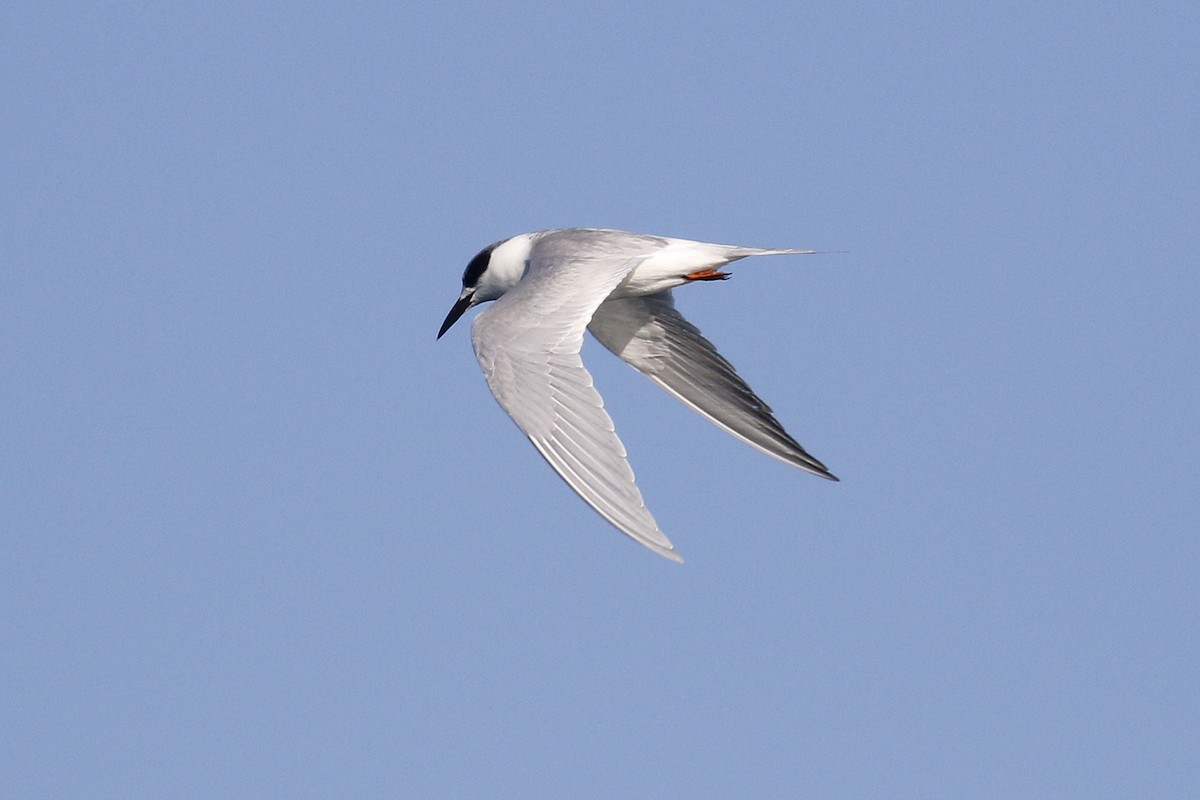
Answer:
683;268;731;281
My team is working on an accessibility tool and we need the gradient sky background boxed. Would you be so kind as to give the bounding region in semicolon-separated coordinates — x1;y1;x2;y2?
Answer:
4;2;1198;798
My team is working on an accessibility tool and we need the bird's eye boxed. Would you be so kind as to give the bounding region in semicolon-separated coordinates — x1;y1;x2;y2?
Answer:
462;243;496;287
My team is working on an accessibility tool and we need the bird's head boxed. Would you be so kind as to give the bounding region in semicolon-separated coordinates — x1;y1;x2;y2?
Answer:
437;233;534;338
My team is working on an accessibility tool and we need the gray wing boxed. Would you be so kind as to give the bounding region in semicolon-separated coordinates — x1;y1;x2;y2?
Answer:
588;292;837;480
470;232;681;561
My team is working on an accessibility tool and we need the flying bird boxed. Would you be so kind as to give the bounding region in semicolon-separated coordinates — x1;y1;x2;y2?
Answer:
438;228;837;561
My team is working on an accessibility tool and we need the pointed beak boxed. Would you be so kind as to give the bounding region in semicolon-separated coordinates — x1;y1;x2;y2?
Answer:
437;291;474;339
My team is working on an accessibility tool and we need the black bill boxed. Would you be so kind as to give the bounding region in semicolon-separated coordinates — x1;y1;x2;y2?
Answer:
437;293;473;339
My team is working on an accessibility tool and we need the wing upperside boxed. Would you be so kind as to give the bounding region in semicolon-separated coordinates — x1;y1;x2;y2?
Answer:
589;294;837;480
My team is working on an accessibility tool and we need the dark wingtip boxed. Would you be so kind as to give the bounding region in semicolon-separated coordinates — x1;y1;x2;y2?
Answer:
798;456;838;482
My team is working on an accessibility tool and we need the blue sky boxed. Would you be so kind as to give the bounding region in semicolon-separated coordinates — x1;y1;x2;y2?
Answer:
3;2;1198;797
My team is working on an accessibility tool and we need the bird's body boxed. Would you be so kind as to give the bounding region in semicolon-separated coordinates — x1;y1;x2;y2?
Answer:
438;228;836;561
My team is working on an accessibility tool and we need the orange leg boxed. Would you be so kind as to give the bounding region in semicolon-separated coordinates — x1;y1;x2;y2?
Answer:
683;268;731;281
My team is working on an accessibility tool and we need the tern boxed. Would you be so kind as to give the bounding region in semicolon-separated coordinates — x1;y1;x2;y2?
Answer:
438;228;836;561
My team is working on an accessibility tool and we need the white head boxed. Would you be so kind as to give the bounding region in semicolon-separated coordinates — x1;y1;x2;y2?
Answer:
437;233;535;339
